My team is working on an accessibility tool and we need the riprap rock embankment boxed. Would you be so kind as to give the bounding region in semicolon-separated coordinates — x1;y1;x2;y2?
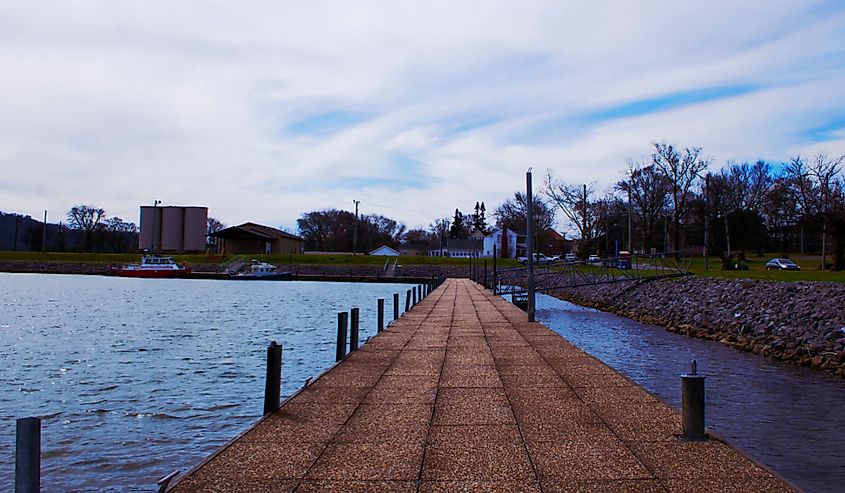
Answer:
552;277;845;377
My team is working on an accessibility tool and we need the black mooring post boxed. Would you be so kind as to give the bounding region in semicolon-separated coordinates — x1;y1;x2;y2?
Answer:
405;290;411;312
681;360;706;441
15;417;40;493
263;341;282;415
336;312;348;361
377;298;384;332
393;292;399;320
493;244;497;294
484;259;488;288
350;307;360;352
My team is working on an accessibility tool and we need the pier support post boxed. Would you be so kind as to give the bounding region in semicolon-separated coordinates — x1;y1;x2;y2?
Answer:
493;244;497;294
377;299;384;332
681;360;706;441
336;312;348;361
350;308;360;352
393;293;399;320
405;290;411;312
484;260;488;288
15;417;40;493
263;341;282;415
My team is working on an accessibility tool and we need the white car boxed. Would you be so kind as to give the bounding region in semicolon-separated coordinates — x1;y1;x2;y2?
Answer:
587;255;600;264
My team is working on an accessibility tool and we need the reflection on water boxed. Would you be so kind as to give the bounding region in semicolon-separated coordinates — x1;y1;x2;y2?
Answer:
0;274;413;492
535;292;845;493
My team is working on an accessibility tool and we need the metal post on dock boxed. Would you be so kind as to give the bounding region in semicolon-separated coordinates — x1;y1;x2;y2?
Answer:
681;360;706;441
405;290;411;313
377;298;384;332
393;293;399;320
526;169;536;322
493;244;497;294
15;417;40;493
349;307;360;352
263;341;282;415
336;312;348;361
484;259;488;288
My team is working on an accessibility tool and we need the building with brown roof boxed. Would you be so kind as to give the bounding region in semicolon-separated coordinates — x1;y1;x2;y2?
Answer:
209;223;304;255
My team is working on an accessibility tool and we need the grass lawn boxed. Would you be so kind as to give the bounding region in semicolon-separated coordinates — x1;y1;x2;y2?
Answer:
685;255;845;283
0;251;523;268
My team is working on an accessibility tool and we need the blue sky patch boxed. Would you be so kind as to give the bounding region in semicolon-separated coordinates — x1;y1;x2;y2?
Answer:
287;111;373;136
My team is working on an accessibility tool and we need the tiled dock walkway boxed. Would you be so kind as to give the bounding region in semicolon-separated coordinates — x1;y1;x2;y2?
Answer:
170;279;795;493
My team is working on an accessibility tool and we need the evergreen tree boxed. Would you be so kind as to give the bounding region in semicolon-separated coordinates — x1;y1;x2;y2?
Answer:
449;209;466;238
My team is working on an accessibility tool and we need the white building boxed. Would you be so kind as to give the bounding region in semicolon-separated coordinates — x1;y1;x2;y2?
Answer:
369;245;400;256
482;228;519;258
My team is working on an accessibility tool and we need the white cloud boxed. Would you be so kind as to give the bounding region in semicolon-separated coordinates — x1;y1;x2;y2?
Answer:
1;0;844;232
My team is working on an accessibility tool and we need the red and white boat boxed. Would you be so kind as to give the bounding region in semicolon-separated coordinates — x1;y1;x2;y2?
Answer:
109;254;191;278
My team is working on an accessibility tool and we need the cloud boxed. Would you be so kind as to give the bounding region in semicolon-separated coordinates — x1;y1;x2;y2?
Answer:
1;1;844;233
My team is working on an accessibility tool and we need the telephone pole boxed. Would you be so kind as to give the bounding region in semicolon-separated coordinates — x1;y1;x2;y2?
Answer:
352;199;360;255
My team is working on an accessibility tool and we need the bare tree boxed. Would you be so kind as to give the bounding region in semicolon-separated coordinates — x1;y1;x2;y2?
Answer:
785;153;845;269
543;172;599;258
617;163;670;254
651;142;711;253
67;205;106;252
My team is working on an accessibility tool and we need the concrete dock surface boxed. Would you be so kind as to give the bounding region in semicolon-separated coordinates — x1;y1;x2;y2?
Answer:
169;279;796;493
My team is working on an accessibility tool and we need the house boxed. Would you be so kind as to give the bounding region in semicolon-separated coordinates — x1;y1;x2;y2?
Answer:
369;245;400;256
398;242;430;256
209;222;304;255
482;228;519;258
429;238;484;257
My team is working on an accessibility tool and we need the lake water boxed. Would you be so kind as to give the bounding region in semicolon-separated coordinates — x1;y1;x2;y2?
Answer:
0;273;414;492
535;292;845;493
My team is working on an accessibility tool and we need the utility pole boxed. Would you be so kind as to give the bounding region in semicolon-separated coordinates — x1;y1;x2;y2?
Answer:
42;210;47;253
526;168;535;323
352;199;360;255
627;182;632;253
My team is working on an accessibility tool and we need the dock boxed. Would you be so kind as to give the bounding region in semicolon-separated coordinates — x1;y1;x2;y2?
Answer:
168;279;796;493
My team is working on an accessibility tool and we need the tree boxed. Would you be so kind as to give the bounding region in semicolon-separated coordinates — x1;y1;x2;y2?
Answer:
617;163;670;254
103;217;138;253
296;209;406;252
67;205;106;252
543;173;601;258
471;202;489;234
493;191;556;253
449;209;469;239
207;217;225;235
785;153;845;269
429;218;451;255
651;142;711;253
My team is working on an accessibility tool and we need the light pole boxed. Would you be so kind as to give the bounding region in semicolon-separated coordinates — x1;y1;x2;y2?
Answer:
526;168;535;323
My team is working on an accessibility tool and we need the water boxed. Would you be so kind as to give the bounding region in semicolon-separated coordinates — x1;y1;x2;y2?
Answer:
535;292;845;493
0;273;413;492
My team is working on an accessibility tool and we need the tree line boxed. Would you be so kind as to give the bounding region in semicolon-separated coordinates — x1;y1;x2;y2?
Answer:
544;142;845;271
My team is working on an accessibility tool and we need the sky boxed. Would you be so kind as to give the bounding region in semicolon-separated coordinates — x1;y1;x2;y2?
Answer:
2;1;845;234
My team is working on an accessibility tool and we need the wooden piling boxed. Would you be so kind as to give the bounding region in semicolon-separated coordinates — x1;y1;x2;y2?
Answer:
377;299;384;332
336;312;348;361
349;308;360;352
393;293;399;320
263;341;282;415
15;417;40;493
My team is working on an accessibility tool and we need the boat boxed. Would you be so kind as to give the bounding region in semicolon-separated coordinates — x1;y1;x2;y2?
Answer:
229;260;292;280
109;254;191;278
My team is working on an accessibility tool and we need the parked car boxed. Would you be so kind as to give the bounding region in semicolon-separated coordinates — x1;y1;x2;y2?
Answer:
564;253;578;263
765;258;800;271
587;255;601;264
517;253;553;265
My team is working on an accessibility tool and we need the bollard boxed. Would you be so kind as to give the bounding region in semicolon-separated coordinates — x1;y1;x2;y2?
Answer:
393;293;399;320
484;260;488;288
413;286;418;305
15;417;40;493
336;312;348;361
377;298;384;332
681;360;706;441
405;290;411;312
263;341;283;415
350;307;360;352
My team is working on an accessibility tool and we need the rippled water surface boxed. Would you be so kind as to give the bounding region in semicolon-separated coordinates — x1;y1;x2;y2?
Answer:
0;273;414;492
535;292;845;493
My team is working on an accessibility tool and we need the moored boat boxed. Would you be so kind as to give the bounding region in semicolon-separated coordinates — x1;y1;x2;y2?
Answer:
230;259;292;280
109;254;191;278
